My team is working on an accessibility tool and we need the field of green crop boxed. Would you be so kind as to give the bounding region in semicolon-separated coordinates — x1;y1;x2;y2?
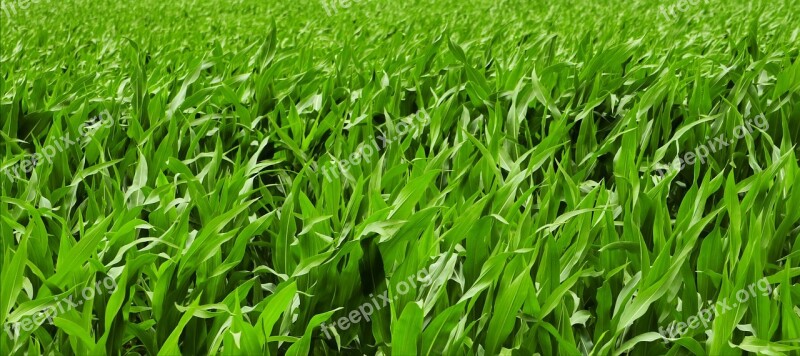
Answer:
2;0;800;355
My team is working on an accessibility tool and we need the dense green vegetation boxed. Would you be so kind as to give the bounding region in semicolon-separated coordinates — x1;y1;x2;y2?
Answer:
2;0;800;354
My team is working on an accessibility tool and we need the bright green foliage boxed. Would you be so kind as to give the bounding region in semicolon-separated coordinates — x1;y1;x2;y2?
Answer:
2;0;800;355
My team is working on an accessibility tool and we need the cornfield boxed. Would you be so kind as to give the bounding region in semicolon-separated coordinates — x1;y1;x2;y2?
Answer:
1;0;800;355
